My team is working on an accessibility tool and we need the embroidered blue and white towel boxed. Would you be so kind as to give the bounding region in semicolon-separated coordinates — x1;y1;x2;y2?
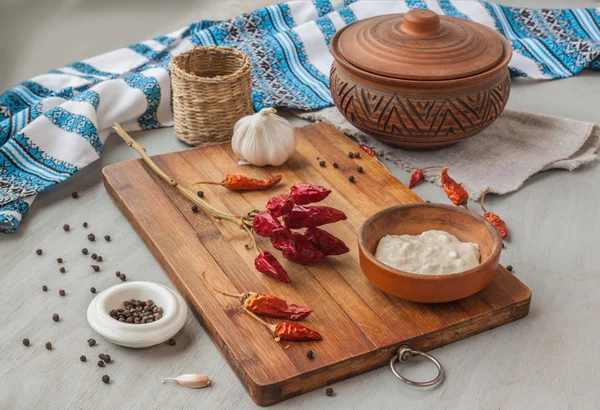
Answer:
1;1;599;233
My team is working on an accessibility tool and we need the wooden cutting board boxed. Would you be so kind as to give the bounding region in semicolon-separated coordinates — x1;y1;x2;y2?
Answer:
103;123;531;406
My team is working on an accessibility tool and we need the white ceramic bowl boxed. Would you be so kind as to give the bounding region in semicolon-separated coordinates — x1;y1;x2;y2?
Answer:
87;281;187;348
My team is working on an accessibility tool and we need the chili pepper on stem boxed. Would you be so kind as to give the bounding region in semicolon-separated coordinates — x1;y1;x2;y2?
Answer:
193;174;282;191
290;184;331;205
266;194;295;217
253;211;285;238
304;228;349;256
281;232;325;265
441;167;469;208
243;307;322;342
201;272;308;319
112;123;256;248
255;251;292;283
480;189;508;238
283;206;347;229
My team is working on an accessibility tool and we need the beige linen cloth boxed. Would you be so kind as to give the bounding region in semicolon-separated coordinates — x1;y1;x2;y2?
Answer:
295;108;600;200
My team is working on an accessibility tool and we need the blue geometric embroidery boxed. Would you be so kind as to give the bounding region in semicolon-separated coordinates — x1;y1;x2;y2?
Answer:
68;62;119;79
0;199;30;233
72;90;100;110
407;0;427;9
123;73;162;130
315;16;337;49
12;132;78;175
338;6;357;25
438;1;469;19
313;0;334;17
44;107;103;153
128;43;162;60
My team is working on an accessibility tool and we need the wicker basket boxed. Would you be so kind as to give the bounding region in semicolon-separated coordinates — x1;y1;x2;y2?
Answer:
169;47;253;146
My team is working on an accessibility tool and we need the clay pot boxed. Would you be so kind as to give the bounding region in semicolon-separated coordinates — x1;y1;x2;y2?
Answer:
330;9;512;149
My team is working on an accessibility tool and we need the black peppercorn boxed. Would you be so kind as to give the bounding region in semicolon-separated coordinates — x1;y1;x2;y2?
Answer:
97;256;103;262
326;388;334;397
354;152;360;158
356;166;363;173
506;265;513;272
197;191;204;198
319;161;326;167
83;222;88;228
87;338;96;347
59;267;66;273
426;200;431;203
191;205;199;212
91;265;100;272
91;253;97;260
168;338;176;346
42;285;48;292
71;192;79;199
348;175;356;183
59;289;65;297
80;355;87;362
102;375;110;384
82;248;88;255
104;235;111;242
36;249;43;255
45;342;52;350
119;274;127;281
333;162;339;169
115;271;121;277
52;313;59;322
306;350;314;359
99;353;111;363
23;338;30;347
57;258;63;264
63;224;70;231
97;360;105;367
88;233;95;241
502;242;506;249
348;152;354;158
90;287;96;294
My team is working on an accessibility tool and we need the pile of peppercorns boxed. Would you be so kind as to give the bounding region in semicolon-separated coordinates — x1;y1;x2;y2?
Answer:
110;299;163;324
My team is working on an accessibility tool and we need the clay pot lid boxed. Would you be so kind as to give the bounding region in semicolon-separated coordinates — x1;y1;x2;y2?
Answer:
332;10;507;81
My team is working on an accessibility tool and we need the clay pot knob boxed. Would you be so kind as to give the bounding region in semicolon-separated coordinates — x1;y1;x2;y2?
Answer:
401;9;441;37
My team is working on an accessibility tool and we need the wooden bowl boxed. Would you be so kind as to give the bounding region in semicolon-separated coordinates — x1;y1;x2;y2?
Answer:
330;10;512;149
358;203;502;303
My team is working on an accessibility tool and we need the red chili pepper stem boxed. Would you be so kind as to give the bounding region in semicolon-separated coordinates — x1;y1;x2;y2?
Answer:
243;307;281;341
112;123;256;248
191;180;226;187
201;272;245;301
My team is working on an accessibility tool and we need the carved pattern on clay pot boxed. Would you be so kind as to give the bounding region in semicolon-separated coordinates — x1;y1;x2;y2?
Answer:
330;66;511;148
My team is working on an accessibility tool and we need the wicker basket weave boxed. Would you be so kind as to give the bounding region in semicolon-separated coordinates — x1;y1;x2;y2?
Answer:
169;47;253;146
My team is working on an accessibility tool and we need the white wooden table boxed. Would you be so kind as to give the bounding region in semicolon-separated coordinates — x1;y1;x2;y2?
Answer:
1;1;599;409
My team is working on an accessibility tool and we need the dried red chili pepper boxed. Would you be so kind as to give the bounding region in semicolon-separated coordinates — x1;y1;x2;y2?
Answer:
409;169;423;189
290;183;331;205
304;228;349;256
358;144;376;157
266;194;295;217
193;174;282;191
201;272;309;319
281;232;325;265
282;205;347;229
441;168;469;208
270;228;296;252
255;251;291;283
253;211;285;237
243;308;323;342
273;322;322;341
480;190;508;238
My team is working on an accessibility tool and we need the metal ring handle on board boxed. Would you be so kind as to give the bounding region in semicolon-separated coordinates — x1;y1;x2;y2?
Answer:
389;345;444;387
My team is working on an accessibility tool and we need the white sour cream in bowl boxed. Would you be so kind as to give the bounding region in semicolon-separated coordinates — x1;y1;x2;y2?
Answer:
374;230;480;275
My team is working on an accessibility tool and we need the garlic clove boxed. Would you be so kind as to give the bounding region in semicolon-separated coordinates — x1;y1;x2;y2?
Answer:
162;374;211;389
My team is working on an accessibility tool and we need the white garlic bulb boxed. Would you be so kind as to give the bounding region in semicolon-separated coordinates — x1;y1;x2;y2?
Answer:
232;108;296;166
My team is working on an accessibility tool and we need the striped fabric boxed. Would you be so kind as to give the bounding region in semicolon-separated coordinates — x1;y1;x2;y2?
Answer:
0;1;599;232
